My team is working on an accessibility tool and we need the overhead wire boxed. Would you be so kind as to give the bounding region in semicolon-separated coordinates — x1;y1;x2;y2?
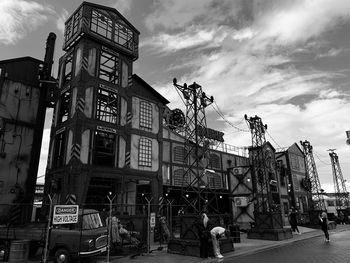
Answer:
210;102;250;132
314;151;331;166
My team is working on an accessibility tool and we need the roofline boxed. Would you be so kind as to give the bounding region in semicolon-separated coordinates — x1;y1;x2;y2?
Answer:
0;56;43;65
66;1;140;34
132;74;170;104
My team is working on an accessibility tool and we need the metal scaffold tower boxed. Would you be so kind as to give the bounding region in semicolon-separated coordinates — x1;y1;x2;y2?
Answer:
300;140;326;211
245;115;272;214
329;150;350;210
244;115;291;240
172;78;219;214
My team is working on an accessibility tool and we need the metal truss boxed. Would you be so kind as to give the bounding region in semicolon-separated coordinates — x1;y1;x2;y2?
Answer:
300;140;326;211
245;115;272;213
173;78;225;214
329;151;349;210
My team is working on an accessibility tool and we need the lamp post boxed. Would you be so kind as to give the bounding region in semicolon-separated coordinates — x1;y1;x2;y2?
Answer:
144;196;153;254
105;192;116;263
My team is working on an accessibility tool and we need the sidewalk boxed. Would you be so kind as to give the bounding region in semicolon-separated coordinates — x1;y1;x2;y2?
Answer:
98;224;350;263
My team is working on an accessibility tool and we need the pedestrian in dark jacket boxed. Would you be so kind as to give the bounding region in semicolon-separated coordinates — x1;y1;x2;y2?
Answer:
319;212;329;242
289;207;301;235
196;213;212;258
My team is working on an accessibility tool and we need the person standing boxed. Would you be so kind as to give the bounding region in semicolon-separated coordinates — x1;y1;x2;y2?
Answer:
196;213;212;258
319;212;330;242
289;207;301;235
210;226;228;259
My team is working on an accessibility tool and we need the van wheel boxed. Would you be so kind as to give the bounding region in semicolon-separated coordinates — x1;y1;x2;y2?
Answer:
54;248;71;263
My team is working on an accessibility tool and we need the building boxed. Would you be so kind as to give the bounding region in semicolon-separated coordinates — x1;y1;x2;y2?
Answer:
44;2;171;212
276;143;312;224
0;57;48;224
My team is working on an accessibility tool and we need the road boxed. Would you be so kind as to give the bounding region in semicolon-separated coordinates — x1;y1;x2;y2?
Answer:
218;230;350;263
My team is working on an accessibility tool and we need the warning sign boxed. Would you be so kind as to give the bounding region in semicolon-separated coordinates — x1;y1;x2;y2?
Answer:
150;212;156;228
53;205;79;225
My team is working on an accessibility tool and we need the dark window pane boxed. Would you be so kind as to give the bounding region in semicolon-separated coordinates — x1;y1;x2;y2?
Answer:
59;89;71;123
54;132;66;167
93;131;116;167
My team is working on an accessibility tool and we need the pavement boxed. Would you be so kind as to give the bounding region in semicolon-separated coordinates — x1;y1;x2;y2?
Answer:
94;224;350;263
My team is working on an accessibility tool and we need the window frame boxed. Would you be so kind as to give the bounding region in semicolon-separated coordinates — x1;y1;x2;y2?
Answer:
96;88;119;124
58;89;71;123
90;9;113;40
93;131;116;167
54;131;66;168
138;137;152;167
139;101;152;131
98;50;119;84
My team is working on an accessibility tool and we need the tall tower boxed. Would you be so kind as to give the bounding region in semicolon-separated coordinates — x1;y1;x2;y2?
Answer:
329;151;349;211
300;140;325;211
45;2;167;210
245;115;291;240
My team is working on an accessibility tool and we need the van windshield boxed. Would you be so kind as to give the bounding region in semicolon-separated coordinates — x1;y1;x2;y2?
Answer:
82;213;104;230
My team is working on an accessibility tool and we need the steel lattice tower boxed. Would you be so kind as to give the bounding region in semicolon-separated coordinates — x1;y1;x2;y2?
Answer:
245;115;272;213
300;140;325;210
329;151;349;210
173;79;218;214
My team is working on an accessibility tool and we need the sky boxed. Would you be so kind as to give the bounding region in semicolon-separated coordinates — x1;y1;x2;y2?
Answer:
1;0;350;193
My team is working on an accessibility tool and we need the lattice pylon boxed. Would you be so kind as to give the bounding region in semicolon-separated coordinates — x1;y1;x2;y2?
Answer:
245;115;272;213
173;79;221;214
300;140;326;211
329;151;350;210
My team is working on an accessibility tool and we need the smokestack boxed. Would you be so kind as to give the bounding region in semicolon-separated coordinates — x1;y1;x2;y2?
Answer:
42;32;56;81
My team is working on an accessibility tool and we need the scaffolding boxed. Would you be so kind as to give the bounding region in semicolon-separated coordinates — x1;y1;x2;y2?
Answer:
300;140;325;211
329;150;349;210
172;78;225;214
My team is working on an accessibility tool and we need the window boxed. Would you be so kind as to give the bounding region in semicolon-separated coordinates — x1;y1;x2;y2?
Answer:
290;155;300;170
327;200;335;207
209;154;220;169
114;23;133;51
90;10;113;39
208;174;222;189
93;131;116;167
99;51;119;84
64;7;82;43
54;132;66;167
139;101;152;130
173;169;190;186
63;53;73;85
96;88;118;124
58;89;71;123
173;146;187;163
292;174;300;191
138;138;152;167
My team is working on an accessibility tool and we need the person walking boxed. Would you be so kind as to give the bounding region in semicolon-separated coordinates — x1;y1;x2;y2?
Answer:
319;212;330;242
289;207;301;235
196;213;212;258
210;226;228;259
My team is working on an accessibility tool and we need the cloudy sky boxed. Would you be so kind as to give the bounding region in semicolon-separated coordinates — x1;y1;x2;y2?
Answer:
1;0;350;192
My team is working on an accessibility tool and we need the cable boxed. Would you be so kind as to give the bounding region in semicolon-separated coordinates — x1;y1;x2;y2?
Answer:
314;152;331;166
210;102;249;132
265;130;283;149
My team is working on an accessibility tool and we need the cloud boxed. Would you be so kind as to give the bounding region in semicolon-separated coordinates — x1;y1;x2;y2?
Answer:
112;0;133;14
0;0;55;45
56;9;69;34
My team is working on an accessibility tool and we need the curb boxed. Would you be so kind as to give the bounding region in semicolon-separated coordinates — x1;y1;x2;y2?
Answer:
207;226;350;262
